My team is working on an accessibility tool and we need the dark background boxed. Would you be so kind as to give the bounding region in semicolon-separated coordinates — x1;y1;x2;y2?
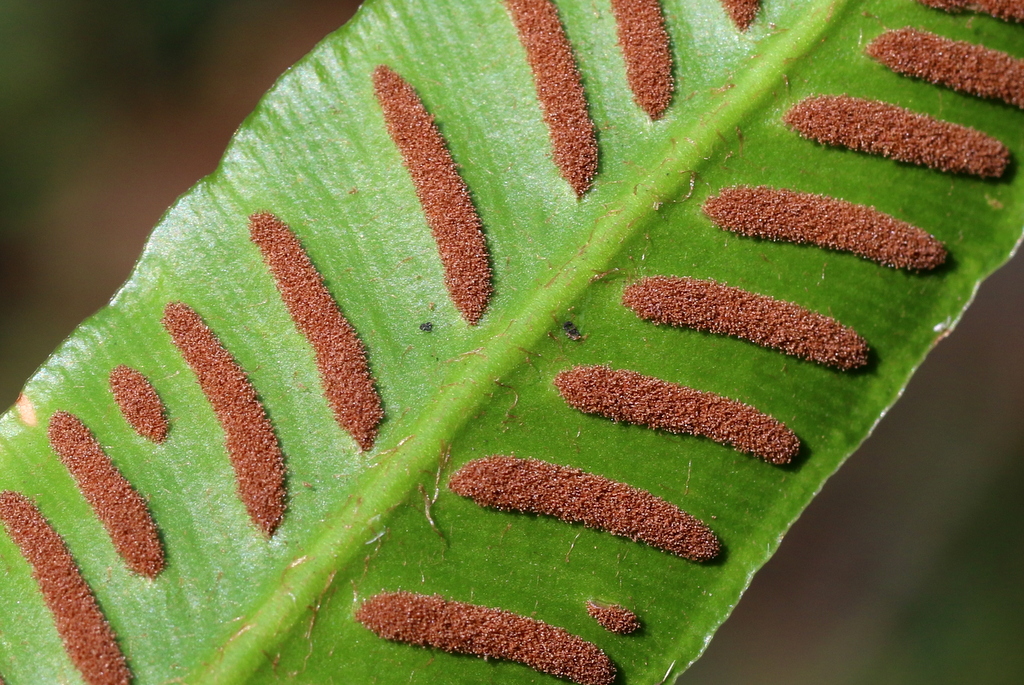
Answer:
1;2;1021;682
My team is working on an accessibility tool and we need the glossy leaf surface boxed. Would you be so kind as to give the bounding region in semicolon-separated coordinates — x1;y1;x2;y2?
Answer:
0;0;1021;683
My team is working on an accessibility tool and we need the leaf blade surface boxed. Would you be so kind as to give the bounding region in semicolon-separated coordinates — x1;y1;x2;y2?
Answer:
0;0;1022;683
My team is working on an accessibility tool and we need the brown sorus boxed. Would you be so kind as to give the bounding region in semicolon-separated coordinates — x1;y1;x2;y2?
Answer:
554;365;799;464
356;591;616;685
47;411;164;578
504;0;598;195
249;213;384;450
915;0;1024;23
449;456;720;561
868;28;1024;110
0;491;132;685
109;366;168;443
703;185;947;271
585;601;641;635
623;276;869;370
609;0;674;119
372;66;493;325
162;302;285;536
720;0;760;30
784;95;1010;178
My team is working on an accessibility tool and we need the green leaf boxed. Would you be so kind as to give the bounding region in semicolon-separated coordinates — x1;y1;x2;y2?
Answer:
0;0;1021;683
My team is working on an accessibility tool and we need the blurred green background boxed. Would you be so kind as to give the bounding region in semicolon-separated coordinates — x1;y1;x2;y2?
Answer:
0;1;1021;683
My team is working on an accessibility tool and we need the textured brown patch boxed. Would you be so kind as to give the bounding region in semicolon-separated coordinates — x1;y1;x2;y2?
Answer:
721;0;760;30
868;28;1024;110
249;213;384;449
623;276;869;370
109;366;168;443
585;601;641;635
449;456;720;561
0;492;131;685
916;0;1024;23
505;0;598;194
703;185;947;270
372;66;493;324
162;302;285;536
47;411;164;578
609;0;674;119
784;95;1010;178
356;591;616;685
554;365;799;464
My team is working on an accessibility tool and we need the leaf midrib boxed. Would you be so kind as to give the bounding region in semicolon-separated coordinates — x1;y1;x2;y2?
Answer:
187;0;852;680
